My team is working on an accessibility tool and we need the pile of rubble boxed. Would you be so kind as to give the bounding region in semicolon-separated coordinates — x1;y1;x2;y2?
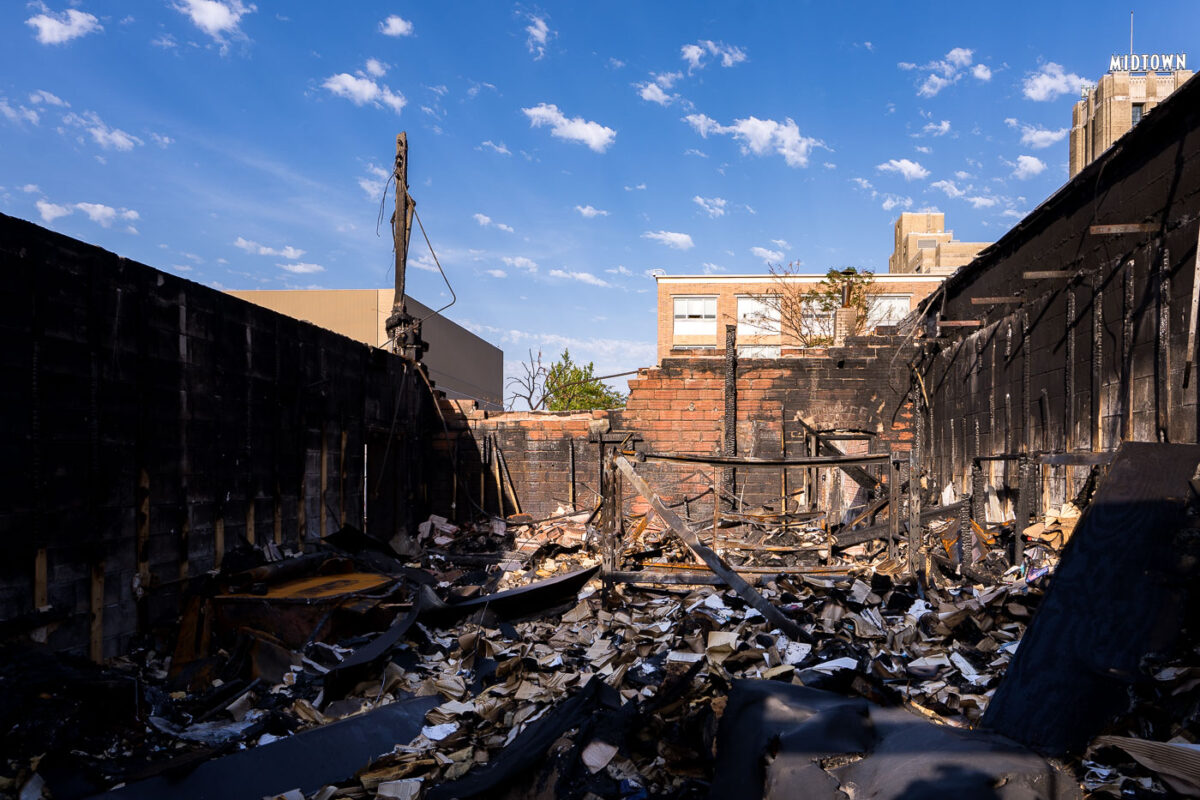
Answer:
2;476;1197;799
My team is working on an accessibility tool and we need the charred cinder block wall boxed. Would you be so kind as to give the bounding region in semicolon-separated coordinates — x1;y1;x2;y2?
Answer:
0;213;440;660
918;73;1200;509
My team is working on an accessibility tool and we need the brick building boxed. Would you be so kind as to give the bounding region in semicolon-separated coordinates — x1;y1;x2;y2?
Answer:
654;273;943;363
887;212;991;275
1070;54;1191;177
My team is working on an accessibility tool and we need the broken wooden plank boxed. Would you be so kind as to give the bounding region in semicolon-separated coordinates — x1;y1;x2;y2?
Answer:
1089;223;1158;235
613;455;808;641
1023;270;1075;279
969;297;1024;305
937;320;984;327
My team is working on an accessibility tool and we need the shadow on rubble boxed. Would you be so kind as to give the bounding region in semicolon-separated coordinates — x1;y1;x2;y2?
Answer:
710;680;1078;800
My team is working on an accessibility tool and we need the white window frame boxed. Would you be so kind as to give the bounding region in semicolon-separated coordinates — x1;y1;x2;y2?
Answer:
672;295;718;337
736;295;780;337
867;294;912;328
737;345;781;358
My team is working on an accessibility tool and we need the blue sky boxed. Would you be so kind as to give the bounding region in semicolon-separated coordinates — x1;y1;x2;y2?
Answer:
2;2;1196;399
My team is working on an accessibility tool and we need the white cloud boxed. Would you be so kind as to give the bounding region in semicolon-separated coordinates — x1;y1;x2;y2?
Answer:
502;256;538;273
525;14;552;59
966;195;999;208
930;179;965;198
1012;155;1046;179
693;196;727;218
357;163;390;200
771;238;790;249
876;158;929;181
902;47;989;97
474;213;514;232
150;132;174;148
37;199;72;223
954;170;973;180
152;34;178;49
881;194;913;211
62;111;143;150
74;202;139;227
637;70;684;106
1023;62;1088;102
278;262;324;274
549;268;611;287
379;15;413;37
642;230;694;250
522;103;616;153
683;148;707;158
624;183;646;191
365;58;388;77
234;236;304;258
1006;118;1069;148
637;82;674;106
751;246;784;263
172;0;254;52
680;40;747;72
852;177;874;191
923;120;951;136
575;204;609;218
322;73;406;114
478;140;510;155
26;7;102;45
20;184;40;193
0;98;39;126
28;90;67;107
914;145;932;154
685;113;822;168
606;265;634;276
485;269;507;278
701;262;725;274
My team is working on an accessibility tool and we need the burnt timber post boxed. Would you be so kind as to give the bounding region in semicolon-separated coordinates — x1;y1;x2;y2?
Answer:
385;132;426;363
722;324;737;510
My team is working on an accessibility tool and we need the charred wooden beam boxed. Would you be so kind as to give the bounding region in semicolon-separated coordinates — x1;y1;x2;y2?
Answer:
613;455;808;641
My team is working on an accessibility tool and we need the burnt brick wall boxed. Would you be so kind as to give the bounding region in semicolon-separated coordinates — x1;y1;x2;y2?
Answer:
461;336;916;520
0;213;442;659
917;73;1200;511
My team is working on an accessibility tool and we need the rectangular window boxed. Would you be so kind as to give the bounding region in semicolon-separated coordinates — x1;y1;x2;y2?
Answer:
1131;103;1144;125
737;345;781;358
736;295;780;337
868;294;912;327
672;295;717;337
801;300;835;341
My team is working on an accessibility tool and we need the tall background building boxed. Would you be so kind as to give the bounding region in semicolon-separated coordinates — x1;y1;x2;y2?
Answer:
1070;54;1191;177
887;212;990;275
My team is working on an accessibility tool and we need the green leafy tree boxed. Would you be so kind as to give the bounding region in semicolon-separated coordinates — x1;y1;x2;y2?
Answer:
544;349;625;410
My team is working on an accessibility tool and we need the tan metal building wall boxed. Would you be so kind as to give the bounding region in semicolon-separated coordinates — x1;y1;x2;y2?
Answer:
227;289;504;410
